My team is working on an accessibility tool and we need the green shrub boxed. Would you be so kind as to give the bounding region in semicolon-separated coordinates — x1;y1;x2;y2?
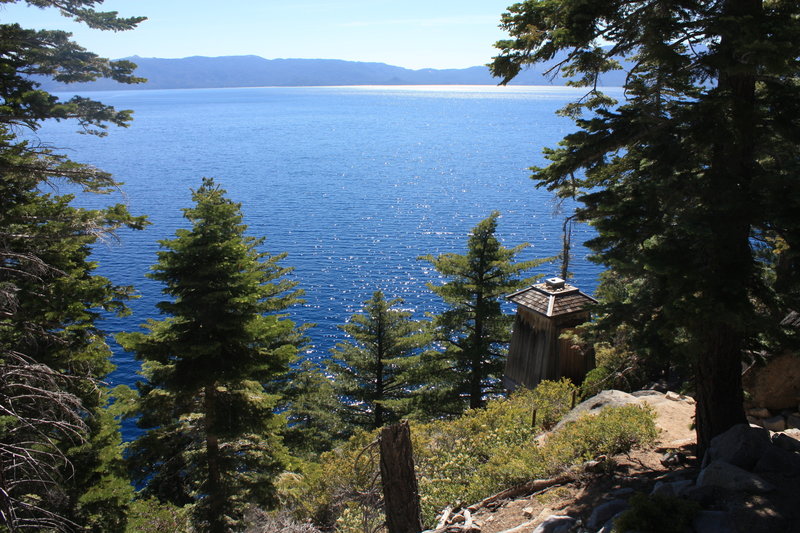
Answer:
541;404;658;470
413;387;540;522
242;509;322;532
579;366;613;399
281;384;658;531
530;379;578;430
481;404;658;489
415;393;656;525
125;498;191;533
334;502;385;533
613;492;700;533
276;429;382;528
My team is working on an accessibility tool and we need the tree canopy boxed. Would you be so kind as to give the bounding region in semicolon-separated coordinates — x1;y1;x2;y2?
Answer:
119;178;304;533
0;1;145;530
327;290;431;431
491;0;800;456
420;212;547;411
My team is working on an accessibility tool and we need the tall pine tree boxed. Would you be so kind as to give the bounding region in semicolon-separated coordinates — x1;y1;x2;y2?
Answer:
327;291;430;432
491;0;800;456
118;178;303;533
420;212;546;412
0;2;145;530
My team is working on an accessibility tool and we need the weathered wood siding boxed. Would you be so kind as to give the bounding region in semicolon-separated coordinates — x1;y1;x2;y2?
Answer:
504;307;593;390
557;327;594;385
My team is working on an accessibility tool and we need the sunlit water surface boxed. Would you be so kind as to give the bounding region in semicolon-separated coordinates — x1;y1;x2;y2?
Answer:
36;85;618;436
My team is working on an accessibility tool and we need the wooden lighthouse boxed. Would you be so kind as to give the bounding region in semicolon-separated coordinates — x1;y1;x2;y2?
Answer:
503;277;596;391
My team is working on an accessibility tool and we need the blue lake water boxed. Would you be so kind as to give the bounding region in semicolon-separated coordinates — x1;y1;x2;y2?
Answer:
38;85;613;393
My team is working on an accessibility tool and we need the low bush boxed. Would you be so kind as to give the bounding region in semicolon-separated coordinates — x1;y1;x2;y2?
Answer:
579;366;613;399
277;430;382;527
481;403;658;490
541;404;658;470
613;492;700;533
529;378;578;429
412;387;541;516
279;382;658;531
242;509;322;533
125;498;191;533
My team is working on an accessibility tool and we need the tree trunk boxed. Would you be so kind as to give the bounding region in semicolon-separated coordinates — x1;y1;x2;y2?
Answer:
694;325;747;459
379;422;422;533
205;384;226;533
470;294;485;410
694;0;760;459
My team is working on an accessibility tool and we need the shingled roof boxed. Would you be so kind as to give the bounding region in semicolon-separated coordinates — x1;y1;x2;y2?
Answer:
507;277;596;318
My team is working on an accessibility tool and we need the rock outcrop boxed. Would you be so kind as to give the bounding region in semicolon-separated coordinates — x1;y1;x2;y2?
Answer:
742;351;800;410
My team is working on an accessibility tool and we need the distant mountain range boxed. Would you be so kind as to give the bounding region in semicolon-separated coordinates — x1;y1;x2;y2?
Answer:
37;55;628;91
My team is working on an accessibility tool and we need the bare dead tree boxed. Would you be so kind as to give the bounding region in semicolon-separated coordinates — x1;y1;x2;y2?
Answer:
0;351;88;532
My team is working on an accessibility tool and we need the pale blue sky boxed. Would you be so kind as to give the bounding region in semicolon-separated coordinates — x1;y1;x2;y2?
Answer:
2;0;517;69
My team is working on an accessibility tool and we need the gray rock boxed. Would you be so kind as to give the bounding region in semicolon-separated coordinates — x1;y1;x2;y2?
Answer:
696;460;775;493
772;433;800;454
741;351;800;410
554;390;641;431
643;380;670;392
660;451;681;467
762;415;787;432
692;510;736;533
701;423;771;470
753;443;800;476
683;485;724;507
665;391;683;401
597;511;626;533
746;415;763;427
773;429;800;453
631;390;664;397
650;479;693;497
784;427;800;439
787;413;800;430
747;407;772;418
587;499;629;530
531;515;575;533
610;487;635;498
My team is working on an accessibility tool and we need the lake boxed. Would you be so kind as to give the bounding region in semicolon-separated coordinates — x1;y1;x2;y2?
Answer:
38;85;613;389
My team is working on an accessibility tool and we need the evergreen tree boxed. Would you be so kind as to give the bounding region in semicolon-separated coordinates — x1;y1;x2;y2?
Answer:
279;359;346;457
119;178;303;533
327;291;430;431
0;2;145;530
491;0;800;456
420;212;546;412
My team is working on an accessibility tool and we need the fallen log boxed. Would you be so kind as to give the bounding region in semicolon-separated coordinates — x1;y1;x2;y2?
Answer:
424;471;576;533
435;506;452;530
467;473;574;513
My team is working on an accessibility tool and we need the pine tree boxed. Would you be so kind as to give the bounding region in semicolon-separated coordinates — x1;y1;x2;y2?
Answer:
118;178;303;533
420;212;547;412
0;2;145;530
279;359;346;457
327;291;431;431
491;0;800;456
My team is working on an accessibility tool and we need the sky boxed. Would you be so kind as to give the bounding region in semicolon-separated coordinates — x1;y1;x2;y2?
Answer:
1;0;518;70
